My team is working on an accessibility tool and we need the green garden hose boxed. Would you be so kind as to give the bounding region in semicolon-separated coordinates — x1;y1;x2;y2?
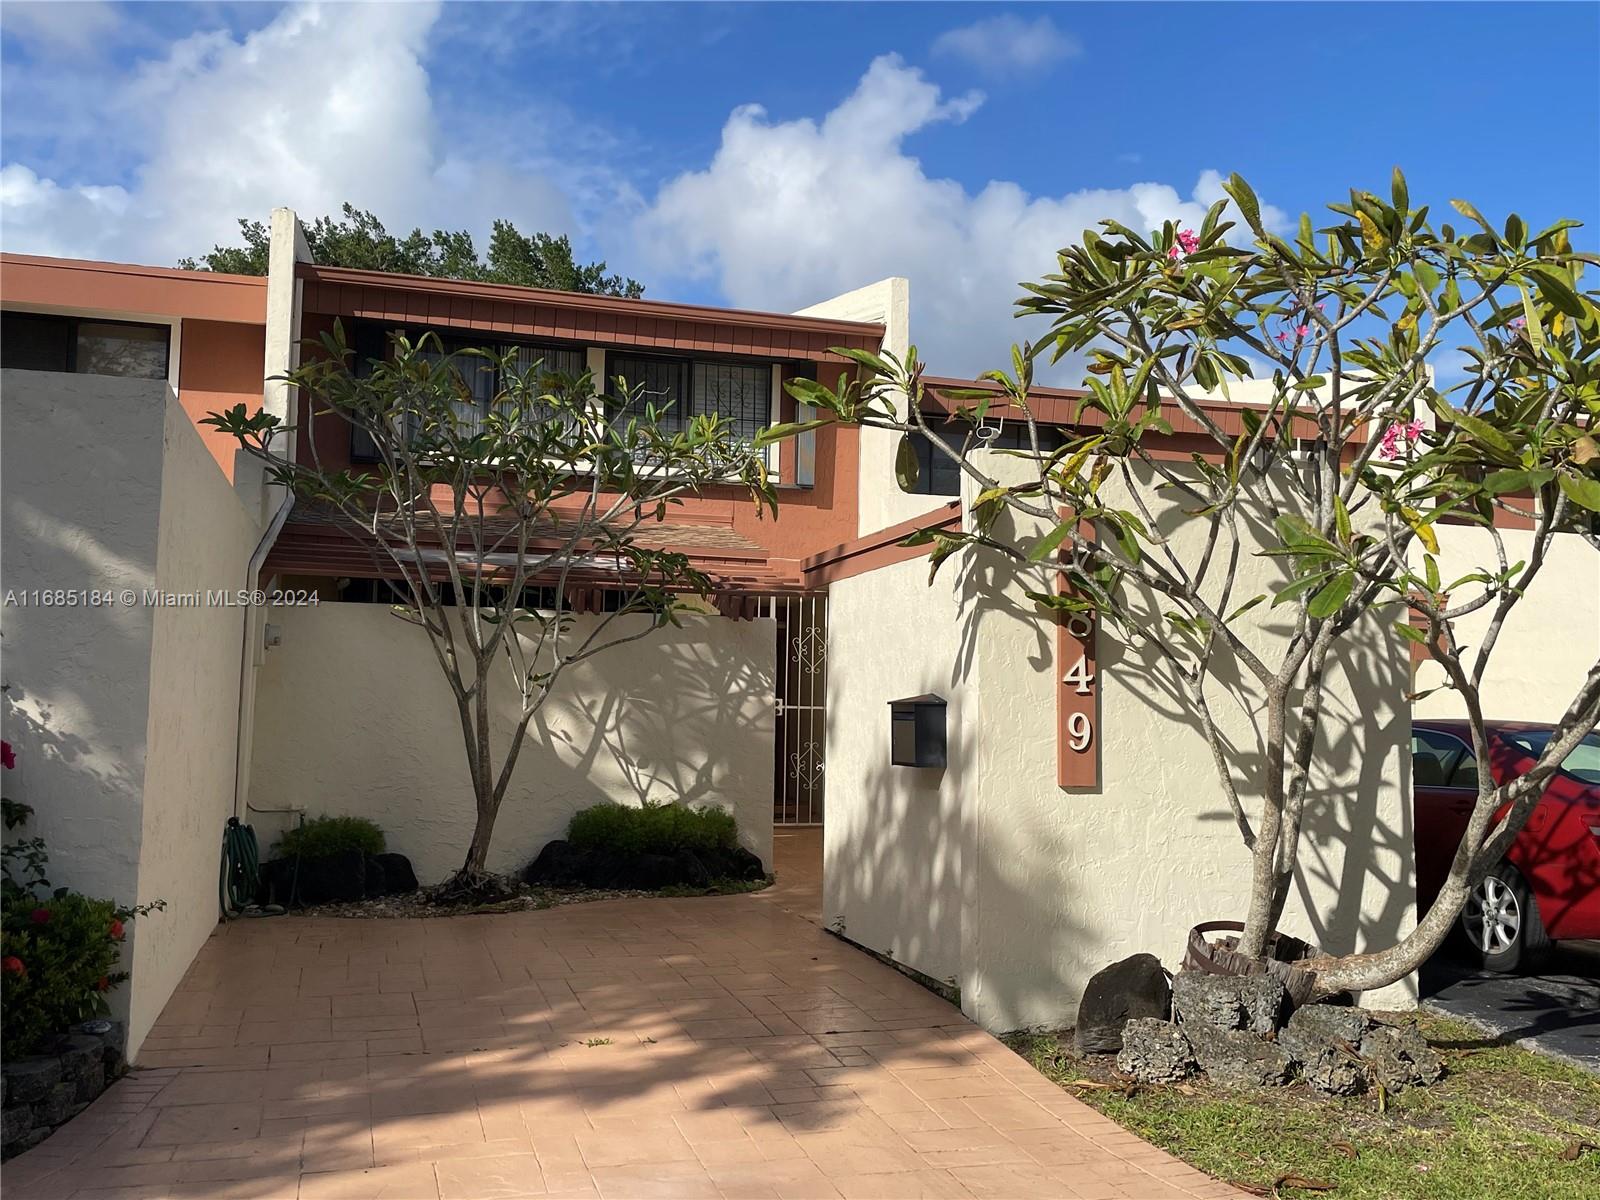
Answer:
220;817;262;917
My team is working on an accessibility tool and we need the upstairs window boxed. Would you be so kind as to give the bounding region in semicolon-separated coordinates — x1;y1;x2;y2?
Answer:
607;354;774;446
349;324;585;461
908;418;1066;496
1;311;170;380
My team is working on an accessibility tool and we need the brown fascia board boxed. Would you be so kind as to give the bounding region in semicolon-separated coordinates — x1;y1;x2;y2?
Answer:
921;374;1364;441
1;253;267;324
296;264;887;350
801;502;962;586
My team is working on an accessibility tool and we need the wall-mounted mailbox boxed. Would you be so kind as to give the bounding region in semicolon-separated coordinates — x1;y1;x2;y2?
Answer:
889;694;947;767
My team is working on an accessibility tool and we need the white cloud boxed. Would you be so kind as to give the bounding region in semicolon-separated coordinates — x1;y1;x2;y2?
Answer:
0;1;122;55
931;14;1081;75
0;2;574;266
634;55;1283;379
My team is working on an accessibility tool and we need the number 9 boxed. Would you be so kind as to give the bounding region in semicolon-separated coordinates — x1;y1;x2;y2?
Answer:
1067;712;1093;752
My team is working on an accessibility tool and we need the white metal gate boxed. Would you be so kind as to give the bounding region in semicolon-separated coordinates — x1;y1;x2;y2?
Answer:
772;593;826;826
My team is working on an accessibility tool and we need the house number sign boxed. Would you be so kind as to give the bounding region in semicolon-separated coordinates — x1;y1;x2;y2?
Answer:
1056;519;1100;790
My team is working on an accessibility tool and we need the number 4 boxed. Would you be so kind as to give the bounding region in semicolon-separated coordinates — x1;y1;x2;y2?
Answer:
1062;654;1094;696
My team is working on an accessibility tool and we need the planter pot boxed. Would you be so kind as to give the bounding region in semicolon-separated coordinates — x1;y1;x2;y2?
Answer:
1182;920;1320;1009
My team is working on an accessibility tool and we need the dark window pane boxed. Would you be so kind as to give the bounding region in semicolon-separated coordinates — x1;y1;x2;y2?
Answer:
610;355;689;433
75;321;168;379
2;311;72;372
692;361;770;443
511;344;585;431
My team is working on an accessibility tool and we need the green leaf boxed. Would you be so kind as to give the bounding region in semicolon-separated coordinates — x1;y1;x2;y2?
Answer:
1394;621;1428;646
1482;468;1553;495
1558;471;1600;512
753;419;828;448
1333;495;1351;546
895;434;920;493
1272;570;1335;607
1424;554;1440;594
1526;265;1587;319
1519;284;1545;351
1223;173;1265;236
1308;571;1354;619
1027;520;1078;563
1226;594;1267;622
1391;166;1409;214
1449;198;1495;236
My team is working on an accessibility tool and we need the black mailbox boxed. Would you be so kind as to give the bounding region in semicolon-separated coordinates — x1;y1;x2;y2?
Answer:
889;694;947;767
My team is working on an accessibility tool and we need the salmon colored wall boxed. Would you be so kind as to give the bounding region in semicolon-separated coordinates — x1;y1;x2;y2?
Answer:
293;313;862;563
177;320;265;480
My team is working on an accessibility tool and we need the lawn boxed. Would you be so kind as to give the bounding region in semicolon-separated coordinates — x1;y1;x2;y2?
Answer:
1006;1013;1600;1199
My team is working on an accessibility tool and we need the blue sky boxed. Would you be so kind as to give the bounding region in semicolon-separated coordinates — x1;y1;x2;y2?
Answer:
3;1;1596;375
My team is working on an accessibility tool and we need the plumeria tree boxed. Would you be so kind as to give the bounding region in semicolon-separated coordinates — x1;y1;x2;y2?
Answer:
207;327;775;896
776;172;1600;994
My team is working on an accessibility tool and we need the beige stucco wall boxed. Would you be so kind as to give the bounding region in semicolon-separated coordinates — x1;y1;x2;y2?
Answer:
1414;524;1600;723
795;278;921;537
128;401;257;1052
823;453;1417;1033
825;554;967;988
247;604;776;882
1;369;258;1057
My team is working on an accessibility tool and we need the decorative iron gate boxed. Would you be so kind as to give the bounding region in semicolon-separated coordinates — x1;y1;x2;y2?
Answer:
772;593;826;825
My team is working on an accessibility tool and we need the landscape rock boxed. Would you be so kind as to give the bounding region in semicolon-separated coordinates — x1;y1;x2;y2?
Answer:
1075;954;1172;1054
672;849;713;888
373;853;418;894
1172;972;1287;1034
296;849;368;905
1190;1028;1294;1088
58;1035;104;1082
2;1058;62;1104
1278;1003;1371;1095
257;856;297;907
1116;1018;1195;1082
32;1083;76;1127
363;856;388;897
1360;1023;1445;1092
523;840;594;887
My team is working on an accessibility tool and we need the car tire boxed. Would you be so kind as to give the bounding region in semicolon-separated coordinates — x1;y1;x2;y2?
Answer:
1459;863;1549;973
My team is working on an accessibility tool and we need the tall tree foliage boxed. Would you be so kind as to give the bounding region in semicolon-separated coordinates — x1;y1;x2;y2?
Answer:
181;203;644;297
773;172;1600;995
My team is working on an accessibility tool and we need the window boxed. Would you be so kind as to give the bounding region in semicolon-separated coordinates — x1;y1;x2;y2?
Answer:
349;323;584;462
907;418;1066;496
1;311;169;380
608;354;773;445
1411;729;1475;789
1501;727;1600;786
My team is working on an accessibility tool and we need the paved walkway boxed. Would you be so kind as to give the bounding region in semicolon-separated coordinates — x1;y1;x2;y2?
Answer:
5;830;1234;1199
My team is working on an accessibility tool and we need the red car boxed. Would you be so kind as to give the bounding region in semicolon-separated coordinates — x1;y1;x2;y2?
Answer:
1412;719;1600;971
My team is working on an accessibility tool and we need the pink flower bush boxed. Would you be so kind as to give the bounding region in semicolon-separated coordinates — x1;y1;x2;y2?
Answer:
1378;418;1426;461
1167;228;1200;260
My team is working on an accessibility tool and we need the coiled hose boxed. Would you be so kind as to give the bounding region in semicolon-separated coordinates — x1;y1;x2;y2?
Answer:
219;817;262;918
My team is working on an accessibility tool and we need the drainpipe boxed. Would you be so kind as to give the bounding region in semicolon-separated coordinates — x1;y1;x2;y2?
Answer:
231;489;294;822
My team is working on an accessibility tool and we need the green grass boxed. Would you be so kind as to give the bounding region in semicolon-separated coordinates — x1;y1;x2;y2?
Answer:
1005;1014;1600;1199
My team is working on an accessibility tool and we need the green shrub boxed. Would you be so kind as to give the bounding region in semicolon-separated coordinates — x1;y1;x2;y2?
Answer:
2;891;134;1057
567;803;738;857
275;815;385;860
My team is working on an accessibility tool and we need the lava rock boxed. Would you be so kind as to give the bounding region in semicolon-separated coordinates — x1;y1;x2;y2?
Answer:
373;853;418;895
58;1035;104;1082
363;856;388;897
2;1104;33;1147
523;840;595;887
672;849;713;888
257;857;297;907
2;1057;62;1104
1190;1028;1294;1088
1172;972;1288;1034
33;1082;76;1127
1278;1004;1371;1096
1360;1023;1444;1092
1075;954;1172;1054
295;849;368;905
1116;1018;1196;1082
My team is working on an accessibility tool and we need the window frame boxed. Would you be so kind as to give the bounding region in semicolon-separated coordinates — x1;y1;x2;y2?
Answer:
602;349;781;462
1411;728;1478;791
347;322;589;464
1;308;176;386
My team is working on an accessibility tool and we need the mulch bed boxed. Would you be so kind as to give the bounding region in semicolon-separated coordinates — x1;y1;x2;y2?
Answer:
287;876;769;919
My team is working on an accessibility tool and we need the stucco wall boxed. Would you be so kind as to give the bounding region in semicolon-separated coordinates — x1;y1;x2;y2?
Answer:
795;278;921;538
824;554;967;987
247;604;776;882
1414;524;1600;723
128;400;257;1052
822;454;1417;1033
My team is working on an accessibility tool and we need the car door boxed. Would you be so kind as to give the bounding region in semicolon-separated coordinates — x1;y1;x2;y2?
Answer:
1412;729;1478;910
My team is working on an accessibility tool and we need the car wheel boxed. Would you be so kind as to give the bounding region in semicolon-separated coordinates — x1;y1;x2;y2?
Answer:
1460;864;1548;972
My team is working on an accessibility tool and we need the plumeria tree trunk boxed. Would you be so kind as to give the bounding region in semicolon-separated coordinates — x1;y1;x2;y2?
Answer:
779;171;1600;995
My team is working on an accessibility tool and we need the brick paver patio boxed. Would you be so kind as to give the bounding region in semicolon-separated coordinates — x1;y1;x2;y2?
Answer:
4;830;1237;1199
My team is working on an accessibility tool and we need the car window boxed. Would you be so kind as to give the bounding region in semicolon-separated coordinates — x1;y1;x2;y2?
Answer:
1500;729;1600;786
1447;749;1479;790
1412;730;1466;787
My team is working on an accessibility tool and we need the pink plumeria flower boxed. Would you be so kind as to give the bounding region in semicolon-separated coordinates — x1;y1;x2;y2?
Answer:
1296;324;1310;337
1404;418;1424;442
1167;228;1200;259
1378;424;1402;461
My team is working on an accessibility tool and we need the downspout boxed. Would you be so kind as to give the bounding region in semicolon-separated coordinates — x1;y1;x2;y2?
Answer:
231;489;294;821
